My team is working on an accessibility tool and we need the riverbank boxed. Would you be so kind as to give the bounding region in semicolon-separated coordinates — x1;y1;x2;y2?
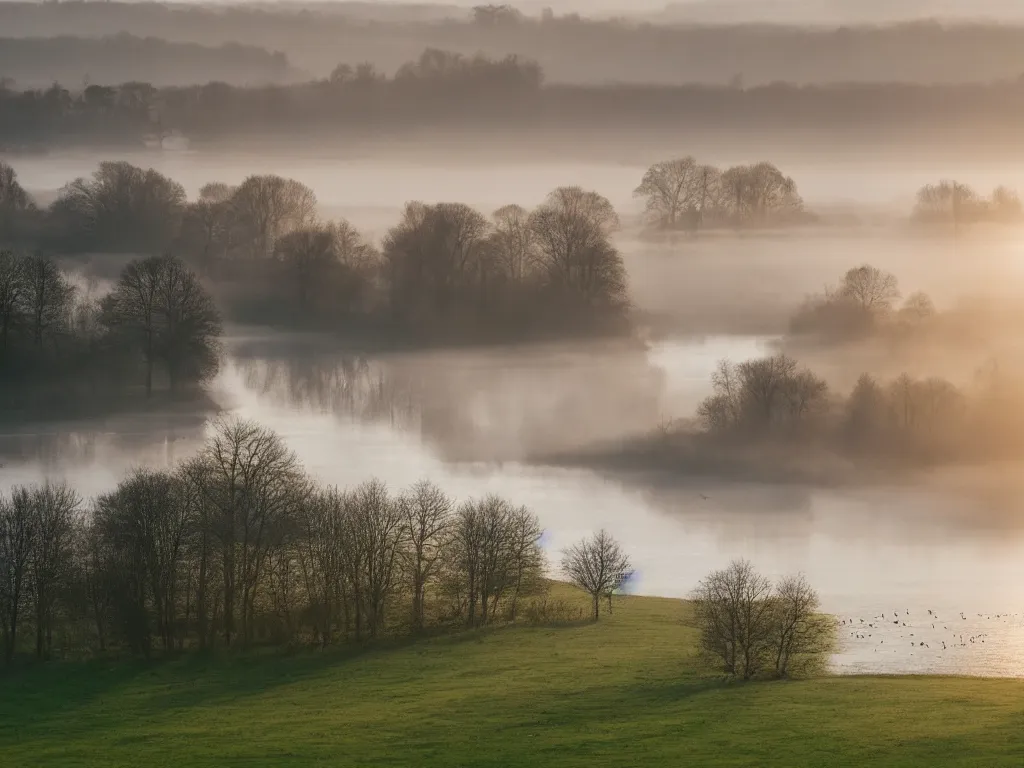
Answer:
2;589;1021;767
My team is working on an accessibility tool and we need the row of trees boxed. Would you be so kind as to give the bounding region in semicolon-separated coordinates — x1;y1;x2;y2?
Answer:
694;347;1023;465
9;45;1024;148
0;49;545;145
0;417;643;660
634;157;804;230
692;560;831;679
1;160;631;344
0;248;221;400
913;180;1023;227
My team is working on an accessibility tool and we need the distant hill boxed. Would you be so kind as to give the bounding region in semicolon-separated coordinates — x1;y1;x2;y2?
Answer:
0;34;301;89
657;0;1024;25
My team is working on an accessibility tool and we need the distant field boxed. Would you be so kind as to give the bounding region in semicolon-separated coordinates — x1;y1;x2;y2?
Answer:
1;587;1022;767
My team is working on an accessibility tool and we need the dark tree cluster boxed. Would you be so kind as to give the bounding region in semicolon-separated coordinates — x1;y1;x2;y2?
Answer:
634;157;805;231
0;417;557;662
0;243;221;405
692;348;1024;467
8;46;1024;151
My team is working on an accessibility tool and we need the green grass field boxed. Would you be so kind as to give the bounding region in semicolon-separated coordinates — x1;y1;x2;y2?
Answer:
2;589;1022;767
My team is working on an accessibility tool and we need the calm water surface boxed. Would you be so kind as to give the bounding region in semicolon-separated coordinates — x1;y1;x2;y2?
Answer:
2;334;1022;676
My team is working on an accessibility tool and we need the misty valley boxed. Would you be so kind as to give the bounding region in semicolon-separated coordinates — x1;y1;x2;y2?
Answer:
2;149;1023;679
2;7;1024;766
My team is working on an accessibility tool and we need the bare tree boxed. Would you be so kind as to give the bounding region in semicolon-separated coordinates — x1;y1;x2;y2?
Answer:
692;559;775;679
27;482;80;659
382;201;490;322
21;253;75;347
103;255;162;395
914;180;979;231
560;529;633;620
398;480;452;631
838;264;900;313
634;157;698;229
296;486;348;646
192;417;304;646
0;488;35;664
154;255;222;392
94;469;192;653
737;353;799;429
105;254;222;395
56;161;186;252
720;162;802;225
231;175;317;260
529;187;626;307
345;479;405;639
0;161;34;242
490;204;537;282
769;573;831;677
0;249;27;355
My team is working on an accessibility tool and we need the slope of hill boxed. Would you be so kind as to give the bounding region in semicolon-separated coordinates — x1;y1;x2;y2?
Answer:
1;588;1022;767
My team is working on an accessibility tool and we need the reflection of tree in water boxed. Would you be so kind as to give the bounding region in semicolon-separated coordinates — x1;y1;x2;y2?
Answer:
235;353;419;430
229;338;666;464
0;411;210;474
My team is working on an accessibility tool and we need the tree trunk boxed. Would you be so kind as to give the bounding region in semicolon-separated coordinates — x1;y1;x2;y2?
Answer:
592;593;600;621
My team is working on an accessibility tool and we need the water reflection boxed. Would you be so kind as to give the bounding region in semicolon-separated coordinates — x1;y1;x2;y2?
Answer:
1;334;1023;676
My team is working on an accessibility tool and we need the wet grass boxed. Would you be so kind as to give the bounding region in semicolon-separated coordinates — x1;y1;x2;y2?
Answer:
1;590;1022;767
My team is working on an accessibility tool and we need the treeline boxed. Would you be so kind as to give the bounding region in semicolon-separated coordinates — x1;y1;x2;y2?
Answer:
6;1;1024;85
694;343;1024;470
0;34;296;91
9;48;1024;149
0;160;630;351
634;157;806;230
0;417;564;661
913;180;1023;227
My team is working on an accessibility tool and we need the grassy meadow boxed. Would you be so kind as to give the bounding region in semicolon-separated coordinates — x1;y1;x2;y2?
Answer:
1;586;1022;767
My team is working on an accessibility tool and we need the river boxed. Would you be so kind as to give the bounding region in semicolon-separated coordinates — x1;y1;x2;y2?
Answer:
1;333;1022;677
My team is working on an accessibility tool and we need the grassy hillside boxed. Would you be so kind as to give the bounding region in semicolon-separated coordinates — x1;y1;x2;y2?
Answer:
1;588;1022;767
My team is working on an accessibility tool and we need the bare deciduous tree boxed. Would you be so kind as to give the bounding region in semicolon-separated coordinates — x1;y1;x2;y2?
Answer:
21;253;74;348
838;264;900;313
0;249;27;355
560;529;633;620
192;417;304;646
346;479;405;639
692;559;775;679
398;480;452;631
634;157;699;229
0;488;35;664
770;573;830;677
56;161;186;252
530;186;626;308
105;254;222;395
27;482;80;660
231;175;317;260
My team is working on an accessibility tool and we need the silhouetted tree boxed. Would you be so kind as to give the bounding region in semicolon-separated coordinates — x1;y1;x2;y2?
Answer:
560;529;633;619
399;480;452;631
104;254;221;395
55;161;186;253
231;175;317;260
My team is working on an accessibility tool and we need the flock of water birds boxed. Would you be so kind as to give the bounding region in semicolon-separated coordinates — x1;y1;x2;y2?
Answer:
838;609;1022;657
